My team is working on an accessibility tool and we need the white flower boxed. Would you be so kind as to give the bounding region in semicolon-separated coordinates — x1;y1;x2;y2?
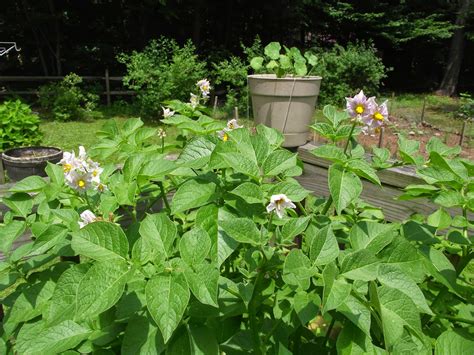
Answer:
190;93;199;109
197;79;211;98
158;128;167;138
79;209;97;228
217;129;229;141
227;119;242;130
65;169;93;191
93;182;108;193
266;194;296;219
162;106;175;118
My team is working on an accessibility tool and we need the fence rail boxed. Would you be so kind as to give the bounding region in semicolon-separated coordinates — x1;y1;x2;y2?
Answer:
0;70;133;105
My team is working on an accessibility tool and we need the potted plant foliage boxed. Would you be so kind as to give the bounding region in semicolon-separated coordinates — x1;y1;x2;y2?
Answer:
248;42;322;147
0;99;63;181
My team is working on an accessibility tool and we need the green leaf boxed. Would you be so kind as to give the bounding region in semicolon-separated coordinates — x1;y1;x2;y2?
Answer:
123;154;146;182
309;225;339;266
347;159;381;185
419;246;458;292
229;182;265;204
264;42;281;60
177;136;216;169
266;60;279;70
427;208;452;229
328;164;362;214
434;190;464;208
350;221;396;254
29;224;69;256
75;260;131;320
219;216;261;245
281;216;311;243
322;262;351;313
45;162;65;185
15;320;91;355
337;295;371;337
256;124;284;147
279;54;291;69
136;213;177;263
377;264;432;315
219;152;260;178
294;61;307;76
250;57;264;71
336;322;376;355
263;150;297;176
47;264;90;325
184;262;219;307
2;192;33;217
179;227;211;266
435;329;474;355
293;291;321;326
282;249;314;290
401;221;437;244
146;272;190;343
171;178;217;214
377;285;422;348
269;179;311;202
8;279;56;323
0;220;26;253
138;158;176;181
72;221;129;261
311;145;347;162
187;324;220;355
340;249;379;281
426;137;462;156
121;314;165;355
9;175;47;192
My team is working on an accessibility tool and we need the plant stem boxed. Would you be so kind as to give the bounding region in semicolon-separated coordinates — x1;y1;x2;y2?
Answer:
249;269;264;354
158;181;171;212
321;121;357;216
161;136;165;154
324;316;336;347
434;313;474;325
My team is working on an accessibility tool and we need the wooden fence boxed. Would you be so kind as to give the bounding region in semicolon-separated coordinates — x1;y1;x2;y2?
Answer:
0;70;134;105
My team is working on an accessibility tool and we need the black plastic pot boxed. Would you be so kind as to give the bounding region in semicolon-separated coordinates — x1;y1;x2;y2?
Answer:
1;146;63;182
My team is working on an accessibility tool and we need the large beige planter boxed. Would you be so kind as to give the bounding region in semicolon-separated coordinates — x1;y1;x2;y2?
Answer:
248;74;322;147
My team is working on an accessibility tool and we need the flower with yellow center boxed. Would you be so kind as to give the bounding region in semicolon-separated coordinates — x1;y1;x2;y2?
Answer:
346;90;374;119
361;98;389;136
63;163;72;173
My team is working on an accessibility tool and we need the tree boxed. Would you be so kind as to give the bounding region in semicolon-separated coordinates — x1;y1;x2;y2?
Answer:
437;0;472;96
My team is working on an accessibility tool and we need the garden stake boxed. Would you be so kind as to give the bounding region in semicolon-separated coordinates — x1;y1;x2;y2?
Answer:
213;95;218;112
459;120;467;146
420;96;427;123
105;68;111;106
377;127;384;148
234;106;239;120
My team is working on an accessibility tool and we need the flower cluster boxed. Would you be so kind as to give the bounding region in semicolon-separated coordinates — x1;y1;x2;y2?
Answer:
346;90;389;135
218;119;243;141
162;107;175;118
59;146;106;192
197;79;210;98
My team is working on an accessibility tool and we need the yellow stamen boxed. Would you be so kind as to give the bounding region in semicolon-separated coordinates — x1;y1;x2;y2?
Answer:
77;180;86;188
92;170;98;177
223;133;229;142
355;105;364;114
374;112;384;121
63;163;72;173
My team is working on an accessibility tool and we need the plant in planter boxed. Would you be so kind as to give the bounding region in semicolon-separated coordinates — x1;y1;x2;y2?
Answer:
0;99;62;181
0;86;473;353
248;42;322;147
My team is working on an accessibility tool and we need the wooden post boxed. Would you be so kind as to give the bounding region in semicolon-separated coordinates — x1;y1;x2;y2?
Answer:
234;107;239;120
378;127;384;148
420;96;427;124
105;68;111;107
389;92;395;116
0;158;5;184
459;120;467;146
213;96;218;112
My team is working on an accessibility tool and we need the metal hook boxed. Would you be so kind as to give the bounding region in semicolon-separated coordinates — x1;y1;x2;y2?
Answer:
0;42;21;57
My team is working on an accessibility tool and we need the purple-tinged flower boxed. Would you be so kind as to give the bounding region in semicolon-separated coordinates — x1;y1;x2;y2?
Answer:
266;194;296;219
79;210;97;228
362;99;389;135
346;90;374;119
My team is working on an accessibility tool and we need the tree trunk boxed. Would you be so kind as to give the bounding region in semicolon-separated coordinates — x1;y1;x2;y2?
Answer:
437;0;470;96
47;0;61;75
192;0;204;46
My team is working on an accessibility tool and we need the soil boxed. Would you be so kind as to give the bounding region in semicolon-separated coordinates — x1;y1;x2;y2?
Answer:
313;114;474;160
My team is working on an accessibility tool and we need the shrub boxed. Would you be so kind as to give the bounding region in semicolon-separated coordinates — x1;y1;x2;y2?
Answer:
315;42;388;105
38;73;99;121
457;92;474;119
118;37;208;118
0;99;41;150
212;37;263;116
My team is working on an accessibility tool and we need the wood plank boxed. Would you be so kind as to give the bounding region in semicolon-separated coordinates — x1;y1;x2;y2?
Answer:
298;143;423;189
0;76;123;81
295;163;462;222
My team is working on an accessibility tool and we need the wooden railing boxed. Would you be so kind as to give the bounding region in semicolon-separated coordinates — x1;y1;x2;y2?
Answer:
0;70;135;105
